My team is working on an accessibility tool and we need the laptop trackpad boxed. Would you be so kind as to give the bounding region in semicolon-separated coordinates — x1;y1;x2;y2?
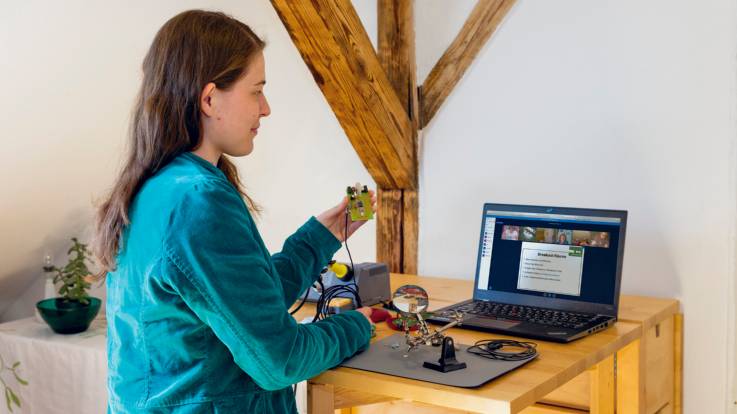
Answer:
466;316;521;329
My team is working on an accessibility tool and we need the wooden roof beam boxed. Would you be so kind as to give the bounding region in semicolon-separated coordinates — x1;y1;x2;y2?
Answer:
378;0;419;130
271;0;416;189
420;0;516;128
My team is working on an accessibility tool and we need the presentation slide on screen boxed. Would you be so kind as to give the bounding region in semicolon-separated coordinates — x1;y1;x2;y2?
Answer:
516;242;584;296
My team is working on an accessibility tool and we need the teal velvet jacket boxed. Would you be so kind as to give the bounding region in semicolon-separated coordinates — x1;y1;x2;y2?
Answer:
106;152;371;413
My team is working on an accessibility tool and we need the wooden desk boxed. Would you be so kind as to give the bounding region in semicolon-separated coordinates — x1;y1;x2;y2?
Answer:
292;273;681;414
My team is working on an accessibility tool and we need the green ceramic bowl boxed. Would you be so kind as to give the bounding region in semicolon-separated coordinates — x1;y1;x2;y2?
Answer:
36;297;101;334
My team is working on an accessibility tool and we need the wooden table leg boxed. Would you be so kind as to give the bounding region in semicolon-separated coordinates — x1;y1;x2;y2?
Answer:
616;338;645;414
590;354;614;414
673;314;683;414
308;383;335;414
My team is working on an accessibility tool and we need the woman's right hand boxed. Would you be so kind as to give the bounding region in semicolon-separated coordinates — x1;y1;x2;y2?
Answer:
356;307;375;325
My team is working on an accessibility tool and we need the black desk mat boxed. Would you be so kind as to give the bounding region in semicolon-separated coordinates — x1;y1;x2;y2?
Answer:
340;334;537;388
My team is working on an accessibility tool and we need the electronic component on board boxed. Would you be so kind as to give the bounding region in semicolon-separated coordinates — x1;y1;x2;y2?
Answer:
347;184;373;221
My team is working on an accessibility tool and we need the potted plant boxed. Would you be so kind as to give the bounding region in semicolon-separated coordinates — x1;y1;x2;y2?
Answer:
36;238;101;334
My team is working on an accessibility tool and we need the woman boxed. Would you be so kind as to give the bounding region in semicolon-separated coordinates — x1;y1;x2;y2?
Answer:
94;10;374;413
557;232;568;245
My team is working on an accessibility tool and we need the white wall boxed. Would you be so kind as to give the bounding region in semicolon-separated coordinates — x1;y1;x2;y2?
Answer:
1;1;735;412
416;1;737;412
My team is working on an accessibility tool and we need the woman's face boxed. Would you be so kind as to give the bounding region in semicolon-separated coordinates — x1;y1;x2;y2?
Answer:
201;52;271;157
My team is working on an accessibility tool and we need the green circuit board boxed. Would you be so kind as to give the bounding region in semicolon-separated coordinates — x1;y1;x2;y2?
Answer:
347;185;374;221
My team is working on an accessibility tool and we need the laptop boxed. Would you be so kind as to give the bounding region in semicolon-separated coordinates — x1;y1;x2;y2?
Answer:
427;203;627;343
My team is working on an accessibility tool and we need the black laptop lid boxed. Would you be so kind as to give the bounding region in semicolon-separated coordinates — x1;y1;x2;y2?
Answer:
472;204;627;317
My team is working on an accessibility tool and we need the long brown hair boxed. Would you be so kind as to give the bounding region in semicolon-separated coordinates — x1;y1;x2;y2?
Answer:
94;10;264;277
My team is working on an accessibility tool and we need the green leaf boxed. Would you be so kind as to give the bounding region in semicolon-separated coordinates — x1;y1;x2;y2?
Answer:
8;388;19;407
13;372;28;386
5;388;12;412
11;362;19;369
14;379;28;387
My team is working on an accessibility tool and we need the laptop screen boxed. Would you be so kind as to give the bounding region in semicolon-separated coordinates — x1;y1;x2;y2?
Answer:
475;206;625;308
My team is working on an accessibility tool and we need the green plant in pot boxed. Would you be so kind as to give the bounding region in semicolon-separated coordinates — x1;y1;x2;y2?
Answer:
36;238;101;334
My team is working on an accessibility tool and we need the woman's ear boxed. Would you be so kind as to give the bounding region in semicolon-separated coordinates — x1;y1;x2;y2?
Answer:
200;82;217;118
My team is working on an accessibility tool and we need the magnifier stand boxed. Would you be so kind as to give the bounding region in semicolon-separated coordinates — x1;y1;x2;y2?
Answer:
423;336;467;373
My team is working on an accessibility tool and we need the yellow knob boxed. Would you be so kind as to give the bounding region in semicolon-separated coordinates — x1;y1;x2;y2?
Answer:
330;262;350;279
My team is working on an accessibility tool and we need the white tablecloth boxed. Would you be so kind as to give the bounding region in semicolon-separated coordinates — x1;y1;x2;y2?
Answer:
0;317;107;414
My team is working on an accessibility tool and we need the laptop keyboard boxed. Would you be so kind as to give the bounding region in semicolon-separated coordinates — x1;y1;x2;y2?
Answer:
443;301;606;330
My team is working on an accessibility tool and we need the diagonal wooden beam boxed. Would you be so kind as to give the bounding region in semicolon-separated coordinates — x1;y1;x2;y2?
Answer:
271;0;416;189
420;0;516;128
377;0;419;274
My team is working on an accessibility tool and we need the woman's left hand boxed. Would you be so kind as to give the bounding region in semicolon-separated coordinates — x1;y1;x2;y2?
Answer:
316;189;377;242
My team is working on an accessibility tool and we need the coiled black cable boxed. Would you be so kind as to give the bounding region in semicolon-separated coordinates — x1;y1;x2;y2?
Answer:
312;284;362;322
466;339;538;361
311;209;362;322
